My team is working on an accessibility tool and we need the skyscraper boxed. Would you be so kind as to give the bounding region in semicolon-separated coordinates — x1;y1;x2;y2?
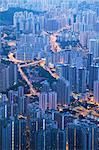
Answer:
18;86;24;98
0;27;2;54
77;67;86;93
89;39;99;58
67;120;98;150
94;80;99;103
48;92;57;110
89;65;99;90
53;78;71;105
70;66;77;92
39;92;48;111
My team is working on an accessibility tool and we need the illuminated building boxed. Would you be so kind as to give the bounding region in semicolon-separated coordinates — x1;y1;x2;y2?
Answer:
67;120;98;150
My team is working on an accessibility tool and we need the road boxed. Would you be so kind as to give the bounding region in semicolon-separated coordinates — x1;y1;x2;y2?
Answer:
18;64;39;96
8;51;59;96
6;26;72;96
42;25;84;53
42;25;71;52
3;25;72;96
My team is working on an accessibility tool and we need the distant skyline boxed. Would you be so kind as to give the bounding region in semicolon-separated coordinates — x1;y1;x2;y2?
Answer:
0;0;98;3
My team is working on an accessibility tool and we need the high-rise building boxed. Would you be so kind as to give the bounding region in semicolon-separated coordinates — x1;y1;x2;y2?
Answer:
67;120;98;150
77;67;87;93
16;44;34;61
13;11;44;34
82;10;97;25
19;96;26;114
30;127;66;150
1;119;12;150
18;86;24;98
70;66;77;92
53;111;75;130
48;92;57;110
94;80;99;103
88;65;99;90
61;64;70;81
0;63;17;92
0;120;2;150
41;80;50;92
0;27;2;54
89;39;99;58
39;92;48;111
87;53;93;69
53;78;71;105
8;90;14;104
79;31;88;47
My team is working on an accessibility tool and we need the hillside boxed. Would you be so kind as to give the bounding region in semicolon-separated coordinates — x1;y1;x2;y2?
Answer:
0;7;45;26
